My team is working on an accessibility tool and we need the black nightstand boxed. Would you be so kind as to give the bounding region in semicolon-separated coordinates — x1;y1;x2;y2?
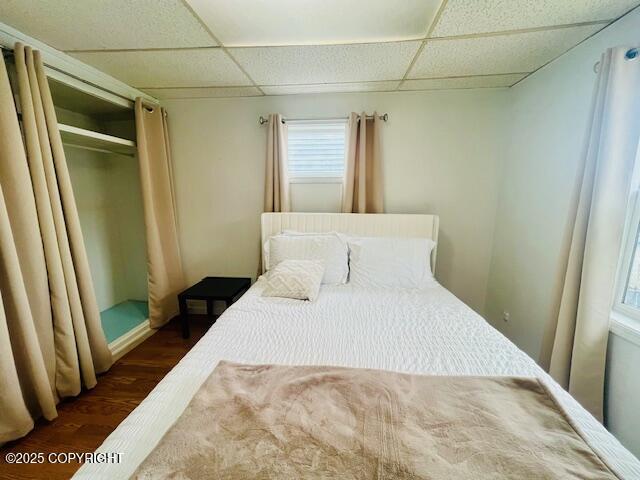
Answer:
178;276;251;338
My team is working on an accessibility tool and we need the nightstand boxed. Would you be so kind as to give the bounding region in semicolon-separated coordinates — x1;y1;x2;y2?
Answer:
178;276;251;338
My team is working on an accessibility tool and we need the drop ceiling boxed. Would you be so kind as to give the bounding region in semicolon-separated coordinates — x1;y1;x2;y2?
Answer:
1;0;638;98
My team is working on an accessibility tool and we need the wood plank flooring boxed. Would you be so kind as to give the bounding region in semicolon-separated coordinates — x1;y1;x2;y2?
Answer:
0;316;210;480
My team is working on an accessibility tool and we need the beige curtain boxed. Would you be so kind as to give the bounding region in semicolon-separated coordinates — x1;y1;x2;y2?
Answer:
342;112;383;213
135;98;185;328
540;47;640;420
264;113;289;212
0;43;112;444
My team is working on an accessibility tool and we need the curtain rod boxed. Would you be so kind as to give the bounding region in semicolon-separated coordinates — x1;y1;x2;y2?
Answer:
258;113;388;125
593;47;638;73
1;46;158;109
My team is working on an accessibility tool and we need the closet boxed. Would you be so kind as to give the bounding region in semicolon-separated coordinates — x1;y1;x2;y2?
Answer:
48;76;148;344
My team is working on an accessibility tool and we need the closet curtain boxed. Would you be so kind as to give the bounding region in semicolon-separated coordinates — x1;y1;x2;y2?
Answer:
342;112;383;213
540;46;640;420
135;99;185;328
0;44;112;444
264;113;290;212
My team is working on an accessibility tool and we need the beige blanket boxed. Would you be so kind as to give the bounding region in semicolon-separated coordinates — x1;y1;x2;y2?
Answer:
132;361;618;479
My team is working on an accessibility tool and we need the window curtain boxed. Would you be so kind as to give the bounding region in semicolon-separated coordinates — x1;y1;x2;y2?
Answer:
0;44;112;444
264;113;290;212
135;98;185;329
342;112;383;213
540;46;640;421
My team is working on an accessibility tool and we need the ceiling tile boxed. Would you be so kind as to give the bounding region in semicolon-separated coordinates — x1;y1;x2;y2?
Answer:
409;24;602;78
400;73;526;91
70;49;250;88
232;42;420;85
261;81;400;96
0;0;216;50
186;0;441;46
143;86;262;99
432;0;638;37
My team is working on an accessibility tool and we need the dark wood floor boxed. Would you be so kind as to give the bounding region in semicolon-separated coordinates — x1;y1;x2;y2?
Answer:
1;316;210;480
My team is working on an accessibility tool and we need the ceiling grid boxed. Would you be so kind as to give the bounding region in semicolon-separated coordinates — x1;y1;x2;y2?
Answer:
0;0;637;97
177;0;265;95
397;0;451;90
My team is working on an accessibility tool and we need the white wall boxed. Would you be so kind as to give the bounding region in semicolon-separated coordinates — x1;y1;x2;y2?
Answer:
484;7;640;456
290;182;342;212
67;147;147;311
164;89;507;314
606;334;640;459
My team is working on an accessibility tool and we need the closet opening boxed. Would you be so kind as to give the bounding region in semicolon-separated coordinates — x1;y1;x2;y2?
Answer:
48;77;149;344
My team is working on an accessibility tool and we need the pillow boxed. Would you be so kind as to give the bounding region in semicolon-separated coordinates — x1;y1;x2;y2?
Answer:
266;232;348;285
262;260;324;301
347;236;436;289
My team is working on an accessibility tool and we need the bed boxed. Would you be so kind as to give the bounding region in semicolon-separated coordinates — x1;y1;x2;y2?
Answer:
74;213;640;479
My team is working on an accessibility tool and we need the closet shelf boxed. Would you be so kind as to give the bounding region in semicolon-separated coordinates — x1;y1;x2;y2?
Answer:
58;123;137;156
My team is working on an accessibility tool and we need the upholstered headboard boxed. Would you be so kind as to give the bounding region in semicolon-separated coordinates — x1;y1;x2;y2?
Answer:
260;212;439;273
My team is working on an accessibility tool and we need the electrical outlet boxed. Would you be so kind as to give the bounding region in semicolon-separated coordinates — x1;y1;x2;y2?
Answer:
502;311;510;322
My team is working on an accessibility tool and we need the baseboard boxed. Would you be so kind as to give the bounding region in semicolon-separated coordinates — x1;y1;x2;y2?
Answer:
108;319;155;361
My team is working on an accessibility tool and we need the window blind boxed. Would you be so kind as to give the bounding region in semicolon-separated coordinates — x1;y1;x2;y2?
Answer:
287;120;347;178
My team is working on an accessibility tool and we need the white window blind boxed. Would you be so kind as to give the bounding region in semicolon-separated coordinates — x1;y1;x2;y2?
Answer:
287;120;347;178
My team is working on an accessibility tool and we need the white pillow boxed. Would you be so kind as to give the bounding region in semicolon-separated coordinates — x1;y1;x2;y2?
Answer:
347;236;436;289
266;232;348;285
262;260;324;301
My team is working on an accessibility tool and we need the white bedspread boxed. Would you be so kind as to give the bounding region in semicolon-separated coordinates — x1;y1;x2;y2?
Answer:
74;281;640;479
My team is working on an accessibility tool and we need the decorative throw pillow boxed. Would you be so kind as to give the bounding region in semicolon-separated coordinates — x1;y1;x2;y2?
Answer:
266;233;348;285
262;260;325;301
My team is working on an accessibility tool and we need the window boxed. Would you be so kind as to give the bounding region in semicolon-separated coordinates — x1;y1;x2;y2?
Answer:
611;152;640;344
612;185;640;344
617;187;640;318
622;223;640;310
287;120;346;181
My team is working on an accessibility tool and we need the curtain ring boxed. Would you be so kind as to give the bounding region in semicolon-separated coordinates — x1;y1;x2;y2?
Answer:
625;48;638;60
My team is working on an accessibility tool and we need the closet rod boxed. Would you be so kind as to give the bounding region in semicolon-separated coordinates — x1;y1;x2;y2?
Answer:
1;47;158;110
258;113;389;125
